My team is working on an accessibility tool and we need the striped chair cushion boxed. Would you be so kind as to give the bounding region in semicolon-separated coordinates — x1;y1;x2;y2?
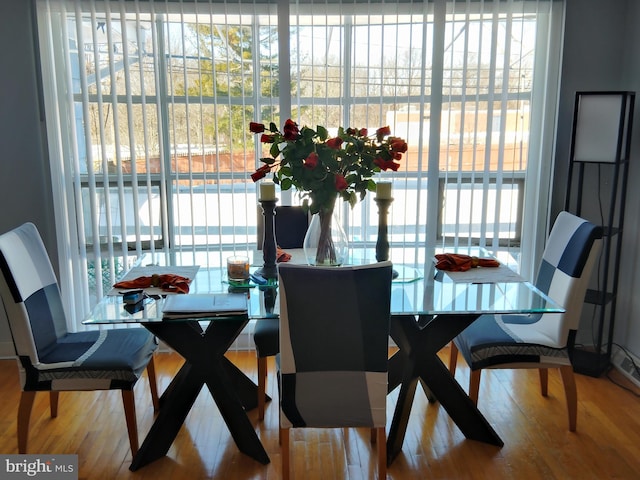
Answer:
454;313;574;369
17;328;157;391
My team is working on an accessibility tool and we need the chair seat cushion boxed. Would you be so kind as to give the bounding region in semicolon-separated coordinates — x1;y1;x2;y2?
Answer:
454;314;571;370
253;318;279;357
20;328;158;391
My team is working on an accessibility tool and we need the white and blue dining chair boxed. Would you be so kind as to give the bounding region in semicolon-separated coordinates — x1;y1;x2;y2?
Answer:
0;222;159;454
277;261;393;480
449;211;602;431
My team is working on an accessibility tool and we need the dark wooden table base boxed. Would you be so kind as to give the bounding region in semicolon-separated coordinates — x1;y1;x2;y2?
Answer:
387;314;503;465
130;317;270;471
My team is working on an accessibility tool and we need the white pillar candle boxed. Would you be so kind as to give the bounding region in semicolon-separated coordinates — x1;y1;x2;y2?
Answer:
376;181;392;199
259;181;276;201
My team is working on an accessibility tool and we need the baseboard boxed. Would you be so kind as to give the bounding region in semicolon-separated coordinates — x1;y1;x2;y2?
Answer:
611;345;640;389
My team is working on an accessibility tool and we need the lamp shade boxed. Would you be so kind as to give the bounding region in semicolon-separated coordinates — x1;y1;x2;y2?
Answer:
572;92;634;163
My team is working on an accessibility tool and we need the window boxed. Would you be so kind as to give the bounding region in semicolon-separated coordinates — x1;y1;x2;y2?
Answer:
37;0;563;327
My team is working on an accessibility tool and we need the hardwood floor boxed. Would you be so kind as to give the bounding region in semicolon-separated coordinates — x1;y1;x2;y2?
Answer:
0;347;639;479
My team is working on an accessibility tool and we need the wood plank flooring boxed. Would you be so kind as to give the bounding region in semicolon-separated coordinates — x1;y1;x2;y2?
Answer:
0;347;639;479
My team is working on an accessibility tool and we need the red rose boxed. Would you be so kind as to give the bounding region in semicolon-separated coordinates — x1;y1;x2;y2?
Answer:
251;164;271;182
326;137;343;149
390;137;408;153
374;158;401;171
346;127;357;135
304;152;319;169
251;170;267;182
359;128;368;136
334;174;348;191
387;161;400;171
376;126;391;139
249;122;265;133
283;119;299;140
260;134;275;143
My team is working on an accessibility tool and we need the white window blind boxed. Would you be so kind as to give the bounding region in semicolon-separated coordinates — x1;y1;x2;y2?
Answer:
36;0;563;329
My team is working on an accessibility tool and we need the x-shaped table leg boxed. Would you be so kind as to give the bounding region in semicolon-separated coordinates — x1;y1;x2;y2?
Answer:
130;317;269;471
387;314;503;465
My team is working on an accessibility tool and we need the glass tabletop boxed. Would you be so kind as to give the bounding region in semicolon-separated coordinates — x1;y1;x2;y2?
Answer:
83;249;563;325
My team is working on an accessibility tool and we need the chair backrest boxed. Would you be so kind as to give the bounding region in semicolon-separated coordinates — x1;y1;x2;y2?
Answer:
0;222;68;365
257;205;309;249
278;261;393;429
532;211;602;342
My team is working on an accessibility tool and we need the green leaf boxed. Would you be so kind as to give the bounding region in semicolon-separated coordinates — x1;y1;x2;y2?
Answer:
348;191;358;208
269;143;280;158
302;127;316;140
317;125;328;140
280;178;293;190
280;165;292;176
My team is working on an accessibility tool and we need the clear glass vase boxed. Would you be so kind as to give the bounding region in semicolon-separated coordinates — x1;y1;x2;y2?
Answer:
303;202;348;266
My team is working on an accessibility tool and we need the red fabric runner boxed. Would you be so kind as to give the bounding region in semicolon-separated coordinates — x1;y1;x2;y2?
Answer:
276;247;292;262
114;273;191;294
434;253;500;272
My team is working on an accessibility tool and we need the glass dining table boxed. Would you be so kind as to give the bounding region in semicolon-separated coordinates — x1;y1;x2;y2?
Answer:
83;248;563;469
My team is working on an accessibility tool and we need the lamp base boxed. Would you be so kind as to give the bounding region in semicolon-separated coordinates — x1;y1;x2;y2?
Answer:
571;345;611;377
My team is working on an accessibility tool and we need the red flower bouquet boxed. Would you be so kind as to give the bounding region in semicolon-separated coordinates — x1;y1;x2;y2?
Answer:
250;119;407;265
249;119;407;214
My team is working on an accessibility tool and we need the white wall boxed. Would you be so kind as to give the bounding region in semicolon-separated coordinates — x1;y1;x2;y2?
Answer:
616;0;640;356
0;1;57;357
